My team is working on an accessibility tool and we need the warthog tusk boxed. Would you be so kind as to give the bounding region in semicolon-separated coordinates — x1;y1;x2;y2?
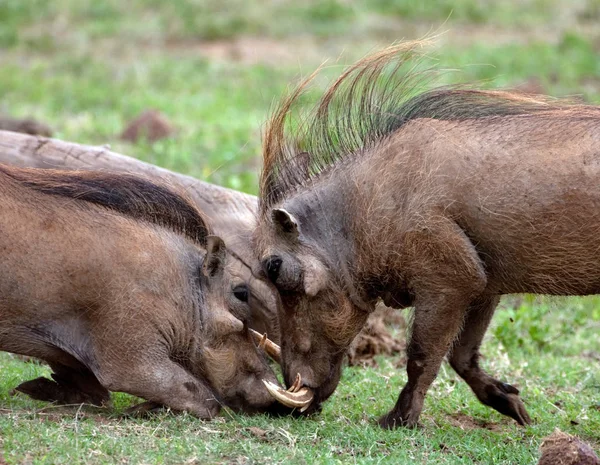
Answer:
289;373;302;393
262;376;314;413
250;329;281;364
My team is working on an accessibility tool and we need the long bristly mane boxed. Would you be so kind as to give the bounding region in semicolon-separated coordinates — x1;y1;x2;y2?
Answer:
259;41;582;215
0;165;211;246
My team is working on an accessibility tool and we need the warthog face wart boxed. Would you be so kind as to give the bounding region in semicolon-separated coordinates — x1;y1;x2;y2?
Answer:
190;236;282;414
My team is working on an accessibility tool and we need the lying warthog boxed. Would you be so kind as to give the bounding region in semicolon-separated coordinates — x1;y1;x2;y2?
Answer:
254;43;600;427
0;130;279;341
0;164;282;417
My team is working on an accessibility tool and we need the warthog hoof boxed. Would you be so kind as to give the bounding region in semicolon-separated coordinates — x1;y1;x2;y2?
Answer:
13;376;110;406
482;381;532;426
377;410;420;429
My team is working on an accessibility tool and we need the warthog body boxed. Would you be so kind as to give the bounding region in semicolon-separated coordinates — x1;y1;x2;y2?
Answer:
0;130;279;341
254;44;600;427
0;164;280;417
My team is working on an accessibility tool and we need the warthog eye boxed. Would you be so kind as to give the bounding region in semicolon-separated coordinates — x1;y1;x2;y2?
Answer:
264;256;282;284
233;284;249;303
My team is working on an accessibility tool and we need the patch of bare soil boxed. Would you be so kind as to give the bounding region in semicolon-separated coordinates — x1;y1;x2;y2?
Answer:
160;7;600;68
120;109;175;143
347;305;406;367
177;36;324;67
447;412;502;432
538;430;600;465
37;404;108;419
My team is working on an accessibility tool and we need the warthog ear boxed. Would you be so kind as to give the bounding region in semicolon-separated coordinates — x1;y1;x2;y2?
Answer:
203;235;226;278
271;208;298;237
303;258;328;297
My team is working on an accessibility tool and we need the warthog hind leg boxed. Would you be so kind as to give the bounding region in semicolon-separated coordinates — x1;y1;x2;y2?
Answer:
13;363;110;406
449;295;531;425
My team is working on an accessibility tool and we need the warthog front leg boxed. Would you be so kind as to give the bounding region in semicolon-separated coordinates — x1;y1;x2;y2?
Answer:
101;357;221;420
378;292;478;428
378;223;487;429
449;295;531;425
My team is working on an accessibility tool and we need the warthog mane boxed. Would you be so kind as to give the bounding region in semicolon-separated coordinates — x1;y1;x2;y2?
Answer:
259;40;593;214
0;165;211;246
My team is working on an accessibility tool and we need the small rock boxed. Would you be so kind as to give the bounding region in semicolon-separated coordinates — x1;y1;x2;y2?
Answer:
247;426;268;439
538;430;599;465
120;109;174;143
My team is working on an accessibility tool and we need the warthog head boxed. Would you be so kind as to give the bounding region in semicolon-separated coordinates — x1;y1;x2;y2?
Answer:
195;235;284;414
254;208;370;413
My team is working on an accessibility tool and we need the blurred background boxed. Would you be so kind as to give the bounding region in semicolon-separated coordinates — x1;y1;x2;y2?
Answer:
1;0;599;193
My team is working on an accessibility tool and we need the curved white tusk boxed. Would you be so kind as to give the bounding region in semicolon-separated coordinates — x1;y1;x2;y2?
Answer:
262;378;314;411
289;373;302;393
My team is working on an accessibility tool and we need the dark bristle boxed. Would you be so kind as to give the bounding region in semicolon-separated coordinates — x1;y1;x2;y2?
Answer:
0;165;211;246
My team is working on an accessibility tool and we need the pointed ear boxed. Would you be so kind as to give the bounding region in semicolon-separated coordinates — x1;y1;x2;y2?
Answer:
203;235;226;278
303;258;329;297
271;208;298;237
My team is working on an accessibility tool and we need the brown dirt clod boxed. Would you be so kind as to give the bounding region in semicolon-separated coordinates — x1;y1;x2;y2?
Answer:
347;305;406;367
448;412;502;432
247;427;268;440
0;116;53;137
538;430;600;465
120;109;175;143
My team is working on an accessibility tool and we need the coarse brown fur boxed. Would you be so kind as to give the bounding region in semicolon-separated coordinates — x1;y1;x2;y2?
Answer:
0;164;280;417
254;42;600;428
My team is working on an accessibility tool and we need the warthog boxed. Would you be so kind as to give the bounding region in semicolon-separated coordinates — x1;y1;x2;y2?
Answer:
253;43;600;427
0;130;279;341
0;164;281;417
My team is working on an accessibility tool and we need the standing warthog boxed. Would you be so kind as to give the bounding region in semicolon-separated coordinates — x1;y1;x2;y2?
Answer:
0;164;282;417
253;43;600;428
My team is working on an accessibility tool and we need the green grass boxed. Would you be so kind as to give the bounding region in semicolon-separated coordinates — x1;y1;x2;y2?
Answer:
1;0;600;463
1;297;598;464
